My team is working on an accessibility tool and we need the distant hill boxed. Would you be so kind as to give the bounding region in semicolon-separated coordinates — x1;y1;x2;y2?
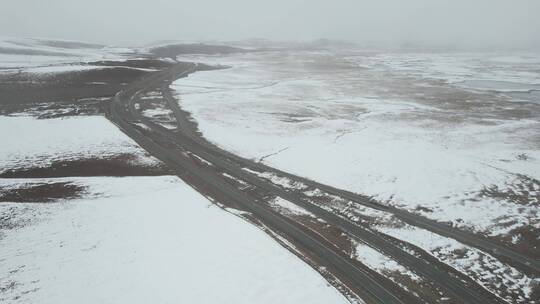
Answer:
149;43;249;59
33;39;104;49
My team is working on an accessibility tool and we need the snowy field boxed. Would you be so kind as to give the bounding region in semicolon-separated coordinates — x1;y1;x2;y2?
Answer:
172;49;540;238
0;37;132;70
2;38;539;302
0;116;347;303
0;176;346;303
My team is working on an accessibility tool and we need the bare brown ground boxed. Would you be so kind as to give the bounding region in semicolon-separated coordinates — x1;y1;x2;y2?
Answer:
0;98;107;119
0;58;175;105
0;154;172;178
0;182;86;203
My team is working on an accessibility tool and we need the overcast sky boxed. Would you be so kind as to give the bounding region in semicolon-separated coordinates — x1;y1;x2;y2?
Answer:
2;0;539;49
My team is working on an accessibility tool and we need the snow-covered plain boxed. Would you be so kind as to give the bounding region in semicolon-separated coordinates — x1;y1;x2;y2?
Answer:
168;49;540;302
171;50;540;237
0;115;347;303
0;176;347;304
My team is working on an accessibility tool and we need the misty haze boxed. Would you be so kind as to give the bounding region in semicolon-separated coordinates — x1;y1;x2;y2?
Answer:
1;1;539;304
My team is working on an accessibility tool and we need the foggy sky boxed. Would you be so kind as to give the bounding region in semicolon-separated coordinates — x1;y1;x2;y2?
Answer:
2;0;539;49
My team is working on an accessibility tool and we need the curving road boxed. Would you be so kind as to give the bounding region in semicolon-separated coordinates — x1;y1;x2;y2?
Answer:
107;63;408;304
106;62;526;304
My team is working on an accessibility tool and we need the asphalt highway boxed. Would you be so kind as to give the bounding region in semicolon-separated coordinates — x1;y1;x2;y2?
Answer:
107;63;408;304
106;63;521;304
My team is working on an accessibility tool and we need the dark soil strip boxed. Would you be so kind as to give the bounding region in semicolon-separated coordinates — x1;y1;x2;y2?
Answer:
0;154;172;178
150;44;248;59
0;182;85;203
88;59;175;70
0;98;107;119
0;67;149;104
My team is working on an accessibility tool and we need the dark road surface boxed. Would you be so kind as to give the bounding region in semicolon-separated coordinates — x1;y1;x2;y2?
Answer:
106;63;533;304
107;63;407;304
